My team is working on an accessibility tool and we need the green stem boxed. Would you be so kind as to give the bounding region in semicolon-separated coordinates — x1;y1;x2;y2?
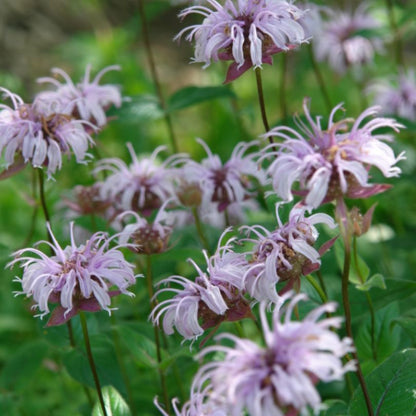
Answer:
337;201;374;416
37;168;54;245
111;314;137;416
138;0;179;153
254;67;271;135
385;0;405;68
307;44;332;113
191;207;210;254
316;270;328;298
80;312;108;416
305;274;328;304
279;54;288;120
146;255;170;415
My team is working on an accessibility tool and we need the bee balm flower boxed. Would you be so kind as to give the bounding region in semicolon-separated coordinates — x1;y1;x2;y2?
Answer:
9;222;139;326
176;0;307;82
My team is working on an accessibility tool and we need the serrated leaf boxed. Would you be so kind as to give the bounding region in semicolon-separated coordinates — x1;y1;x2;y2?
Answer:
0;340;49;389
167;86;236;112
355;273;386;291
92;386;131;416
349;349;416;416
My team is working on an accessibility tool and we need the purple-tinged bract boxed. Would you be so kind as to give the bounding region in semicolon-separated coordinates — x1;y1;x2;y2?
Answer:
176;0;307;82
191;293;356;415
264;99;405;208
8;223;138;326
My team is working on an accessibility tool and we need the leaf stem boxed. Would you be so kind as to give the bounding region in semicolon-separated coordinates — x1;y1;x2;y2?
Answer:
305;274;328;304
191;207;210;254
80;312;108;416
37;168;54;245
138;0;179;153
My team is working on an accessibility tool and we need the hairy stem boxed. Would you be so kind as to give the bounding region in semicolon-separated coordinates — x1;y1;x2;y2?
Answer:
255;67;271;136
146;255;170;415
80;312;108;416
138;0;179;153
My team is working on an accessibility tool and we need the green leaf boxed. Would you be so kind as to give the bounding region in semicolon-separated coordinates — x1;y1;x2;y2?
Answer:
372;279;416;310
117;95;163;123
92;386;131;416
0;339;49;390
62;336;126;396
355;273;386;291
355;303;400;374
320;400;348;416
349;349;416;416
167;86;236;113
393;309;416;344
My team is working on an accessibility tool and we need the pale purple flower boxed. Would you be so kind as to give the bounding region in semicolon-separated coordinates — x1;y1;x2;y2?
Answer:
155;395;227;416
368;69;416;121
94;143;186;215
264;99;405;208
117;201;174;254
176;0;307;82
241;203;336;303
182;139;265;212
8;222;138;326
191;293;355;416
151;232;250;341
313;4;383;74
0;89;96;177
36;65;122;127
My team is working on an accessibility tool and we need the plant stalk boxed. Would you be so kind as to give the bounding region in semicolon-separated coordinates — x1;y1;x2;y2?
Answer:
254;67;271;136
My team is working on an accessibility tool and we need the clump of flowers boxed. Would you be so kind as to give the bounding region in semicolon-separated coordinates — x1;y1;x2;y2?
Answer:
190;293;356;415
313;4;383;74
241;203;336;303
176;0;308;82
264;98;405;208
36;65;122;127
151;232;251;341
8;222;139;326
368;69;416;121
94;143;186;215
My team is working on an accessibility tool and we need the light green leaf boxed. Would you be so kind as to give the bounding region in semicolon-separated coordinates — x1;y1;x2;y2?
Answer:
355;274;386;291
92;386;131;416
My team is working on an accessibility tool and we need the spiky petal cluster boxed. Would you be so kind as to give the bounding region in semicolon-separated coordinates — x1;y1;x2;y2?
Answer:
151;232;250;341
36;65;122;127
182;139;265;212
94;143;186;215
9;223;138;326
313;4;383;74
242;204;336;303
264;99;405;208
0;89;96;177
368;69;416;121
176;0;307;82
155;396;227;416
191;293;356;416
118;201;174;254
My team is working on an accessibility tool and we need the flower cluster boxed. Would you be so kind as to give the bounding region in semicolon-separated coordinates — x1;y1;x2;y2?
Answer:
176;0;307;82
9;223;138;326
264;99;405;208
183;293;355;415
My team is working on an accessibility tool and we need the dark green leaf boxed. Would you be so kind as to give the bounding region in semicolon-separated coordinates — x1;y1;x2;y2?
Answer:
320;400;348;416
167;86;236;112
393;309;416;344
349;349;416;416
372;279;416;310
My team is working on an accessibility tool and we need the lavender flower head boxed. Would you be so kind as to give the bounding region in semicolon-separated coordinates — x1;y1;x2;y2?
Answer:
313;4;383;74
118;200;174;254
95;143;186;215
264;99;405;208
176;0;307;82
242;203;336;303
368;69;416;121
151;231;250;341
191;293;356;416
36;65;122;127
155;396;227;416
182;139;265;213
0;89;96;178
8;222;138;326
